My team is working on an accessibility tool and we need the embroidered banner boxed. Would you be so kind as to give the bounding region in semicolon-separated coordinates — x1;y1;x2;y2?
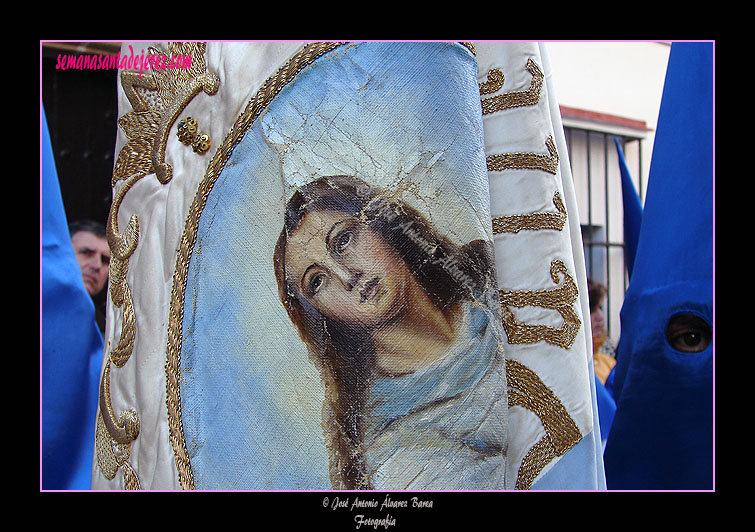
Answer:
93;41;602;491
95;42;509;490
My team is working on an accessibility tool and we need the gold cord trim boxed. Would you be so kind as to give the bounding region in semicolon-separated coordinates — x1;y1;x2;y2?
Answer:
492;191;566;235
480;58;543;115
97;42;220;488
121;463;142;490
499;259;581;349
487;135;559;175
164;42;346;490
506;359;582;490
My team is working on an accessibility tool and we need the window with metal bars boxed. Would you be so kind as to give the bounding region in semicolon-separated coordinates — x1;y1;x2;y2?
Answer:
564;126;645;339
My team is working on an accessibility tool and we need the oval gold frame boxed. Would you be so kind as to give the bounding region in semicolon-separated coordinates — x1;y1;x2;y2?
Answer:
164;42;345;490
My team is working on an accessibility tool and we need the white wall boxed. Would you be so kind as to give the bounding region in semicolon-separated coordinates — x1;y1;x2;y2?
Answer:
548;41;670;198
545;41;671;338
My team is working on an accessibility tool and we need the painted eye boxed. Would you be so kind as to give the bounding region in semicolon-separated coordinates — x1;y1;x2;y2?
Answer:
666;314;711;353
333;230;352;253
308;273;326;295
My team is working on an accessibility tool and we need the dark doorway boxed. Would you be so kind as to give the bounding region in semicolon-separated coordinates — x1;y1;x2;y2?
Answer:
42;42;121;333
41;43;120;227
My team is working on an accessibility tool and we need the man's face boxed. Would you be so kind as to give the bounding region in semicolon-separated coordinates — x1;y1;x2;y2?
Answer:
71;231;110;296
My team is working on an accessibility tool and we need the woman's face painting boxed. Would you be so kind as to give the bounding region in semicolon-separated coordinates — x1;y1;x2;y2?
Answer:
285;210;411;327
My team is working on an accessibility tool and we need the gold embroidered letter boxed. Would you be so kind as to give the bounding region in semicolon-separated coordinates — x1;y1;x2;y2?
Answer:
492;191;566;235
506;359;582;489
481;58;543;114
499;259;581;349
487;135;559;175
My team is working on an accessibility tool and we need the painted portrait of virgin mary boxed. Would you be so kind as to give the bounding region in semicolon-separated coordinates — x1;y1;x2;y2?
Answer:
176;41;508;491
274;174;507;490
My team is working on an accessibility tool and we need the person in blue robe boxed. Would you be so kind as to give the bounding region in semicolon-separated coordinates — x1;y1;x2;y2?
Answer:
603;42;713;490
41;109;104;490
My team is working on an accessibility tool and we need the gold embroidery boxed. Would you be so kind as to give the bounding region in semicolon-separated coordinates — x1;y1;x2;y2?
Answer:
176;116;211;154
164;42;346;490
481;58;543;114
177;116;199;144
486;135;559;175
460;42;476;56
499;259;581;349
506;359;582;489
99;355;140;443
95;411;142;490
480;51;586;490
97;42;220;488
492;191;566;235
192;132;211;154
479;68;504;95
95;412;129;479
116;43;220;185
96;365;142;490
